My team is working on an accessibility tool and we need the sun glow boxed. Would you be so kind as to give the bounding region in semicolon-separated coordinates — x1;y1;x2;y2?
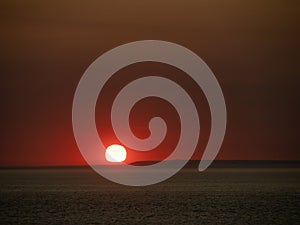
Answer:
105;144;127;162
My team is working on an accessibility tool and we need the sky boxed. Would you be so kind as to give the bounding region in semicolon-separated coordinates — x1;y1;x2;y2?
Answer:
1;1;299;166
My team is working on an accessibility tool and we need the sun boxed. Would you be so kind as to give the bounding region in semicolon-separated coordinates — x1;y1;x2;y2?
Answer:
105;144;127;162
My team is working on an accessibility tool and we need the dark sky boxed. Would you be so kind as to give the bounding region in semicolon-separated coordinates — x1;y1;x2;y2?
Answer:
1;1;299;166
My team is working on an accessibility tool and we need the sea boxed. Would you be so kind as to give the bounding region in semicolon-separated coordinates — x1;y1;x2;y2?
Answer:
0;161;299;224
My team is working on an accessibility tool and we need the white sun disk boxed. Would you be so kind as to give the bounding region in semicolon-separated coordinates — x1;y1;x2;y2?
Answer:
105;144;127;162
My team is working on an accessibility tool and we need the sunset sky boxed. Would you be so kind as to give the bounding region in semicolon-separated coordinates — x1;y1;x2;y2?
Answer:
1;1;299;166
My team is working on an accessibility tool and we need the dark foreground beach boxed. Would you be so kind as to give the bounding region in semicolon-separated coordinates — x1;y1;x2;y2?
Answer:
0;163;299;224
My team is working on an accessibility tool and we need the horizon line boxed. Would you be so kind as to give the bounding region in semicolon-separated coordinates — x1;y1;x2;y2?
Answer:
1;160;299;169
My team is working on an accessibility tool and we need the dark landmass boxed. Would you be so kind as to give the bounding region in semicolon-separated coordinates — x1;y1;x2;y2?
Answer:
130;160;300;168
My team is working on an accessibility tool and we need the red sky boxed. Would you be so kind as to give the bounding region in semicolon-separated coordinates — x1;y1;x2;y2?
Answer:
1;1;299;166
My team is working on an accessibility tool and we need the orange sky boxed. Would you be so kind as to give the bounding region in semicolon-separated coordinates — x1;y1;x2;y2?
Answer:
1;1;299;166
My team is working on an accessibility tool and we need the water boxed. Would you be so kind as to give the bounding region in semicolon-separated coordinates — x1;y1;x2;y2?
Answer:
0;168;299;224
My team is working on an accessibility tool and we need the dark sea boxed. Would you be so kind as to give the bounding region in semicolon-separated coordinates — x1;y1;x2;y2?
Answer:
0;165;299;224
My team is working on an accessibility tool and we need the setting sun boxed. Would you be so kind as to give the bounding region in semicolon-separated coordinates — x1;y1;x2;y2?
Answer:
105;144;127;162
